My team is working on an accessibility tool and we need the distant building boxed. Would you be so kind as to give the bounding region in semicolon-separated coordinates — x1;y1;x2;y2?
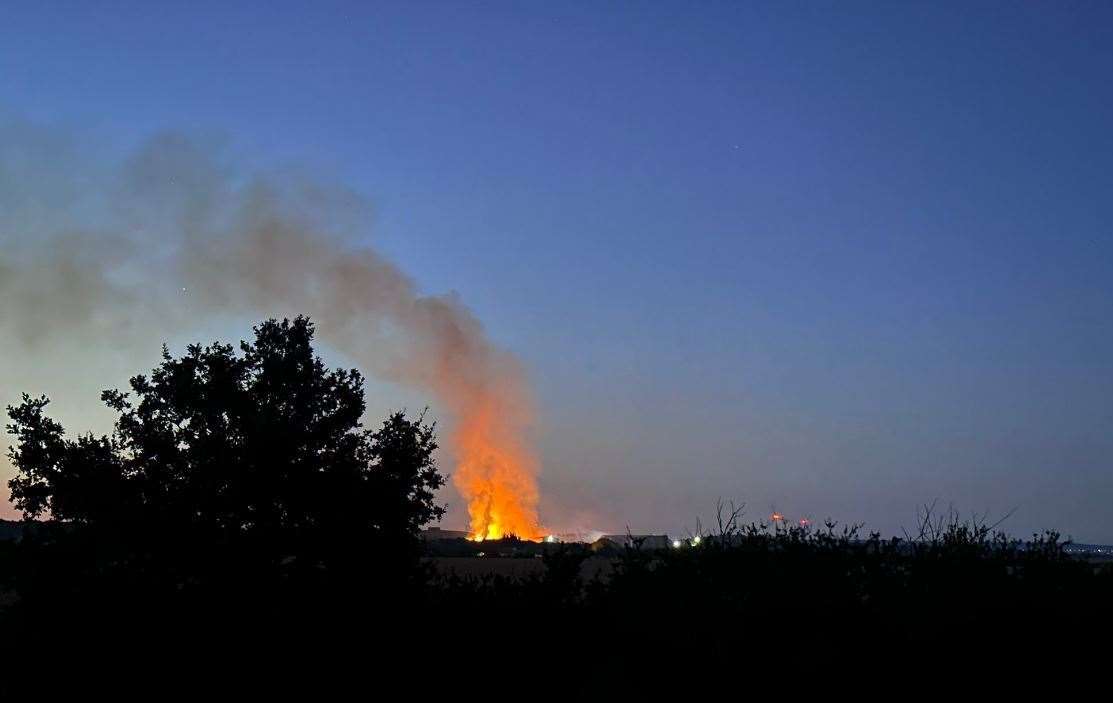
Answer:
591;534;671;552
552;532;593;543
421;527;471;541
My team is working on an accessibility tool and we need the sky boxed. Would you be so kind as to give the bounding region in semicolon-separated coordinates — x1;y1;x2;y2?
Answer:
1;1;1112;541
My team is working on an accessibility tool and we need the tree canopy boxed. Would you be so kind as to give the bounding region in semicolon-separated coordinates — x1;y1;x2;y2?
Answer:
6;317;445;582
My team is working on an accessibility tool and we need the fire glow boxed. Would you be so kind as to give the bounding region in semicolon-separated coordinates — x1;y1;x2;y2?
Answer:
453;404;545;542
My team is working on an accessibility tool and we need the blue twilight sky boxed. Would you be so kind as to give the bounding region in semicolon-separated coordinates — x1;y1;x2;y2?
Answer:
2;2;1112;540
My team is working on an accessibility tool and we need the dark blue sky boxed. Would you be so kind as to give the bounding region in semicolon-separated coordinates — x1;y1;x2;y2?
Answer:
3;2;1112;540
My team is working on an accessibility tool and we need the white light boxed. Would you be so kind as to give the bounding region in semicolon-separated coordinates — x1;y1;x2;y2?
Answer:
692;536;702;545
545;535;556;543
672;540;682;548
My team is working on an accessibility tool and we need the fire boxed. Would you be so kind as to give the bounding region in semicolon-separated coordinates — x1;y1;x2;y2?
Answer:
450;396;545;541
387;293;547;542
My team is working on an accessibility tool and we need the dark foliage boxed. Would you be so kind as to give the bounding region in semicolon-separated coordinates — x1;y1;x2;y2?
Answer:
0;318;446;692
422;504;1113;694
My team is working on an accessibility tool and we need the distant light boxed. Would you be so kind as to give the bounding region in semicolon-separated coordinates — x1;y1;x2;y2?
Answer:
799;518;811;527
545;535;556;543
692;536;702;545
672;540;682;548
771;512;784;522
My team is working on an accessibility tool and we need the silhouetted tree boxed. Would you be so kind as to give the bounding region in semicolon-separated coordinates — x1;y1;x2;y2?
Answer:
6;317;445;593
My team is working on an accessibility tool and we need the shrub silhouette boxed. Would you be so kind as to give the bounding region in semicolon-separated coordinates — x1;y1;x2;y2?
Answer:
418;502;1112;695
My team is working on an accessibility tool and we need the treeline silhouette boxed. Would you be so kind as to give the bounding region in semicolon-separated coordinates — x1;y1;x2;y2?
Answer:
1;318;1109;693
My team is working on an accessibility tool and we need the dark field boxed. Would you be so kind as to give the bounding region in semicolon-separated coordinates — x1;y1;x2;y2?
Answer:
427;554;615;580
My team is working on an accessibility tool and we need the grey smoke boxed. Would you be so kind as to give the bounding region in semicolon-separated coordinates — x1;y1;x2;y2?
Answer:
0;118;541;527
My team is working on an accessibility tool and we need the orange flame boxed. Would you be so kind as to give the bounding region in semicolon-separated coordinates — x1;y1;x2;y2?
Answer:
394;297;547;542
451;400;545;541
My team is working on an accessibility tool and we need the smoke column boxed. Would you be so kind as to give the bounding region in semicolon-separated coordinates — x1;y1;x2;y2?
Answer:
0;121;545;540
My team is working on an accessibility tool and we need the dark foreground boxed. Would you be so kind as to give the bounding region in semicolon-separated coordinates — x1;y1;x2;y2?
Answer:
1;323;1107;694
2;522;1111;696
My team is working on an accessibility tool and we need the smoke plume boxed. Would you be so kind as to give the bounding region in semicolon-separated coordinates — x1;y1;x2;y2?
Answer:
0;119;544;539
